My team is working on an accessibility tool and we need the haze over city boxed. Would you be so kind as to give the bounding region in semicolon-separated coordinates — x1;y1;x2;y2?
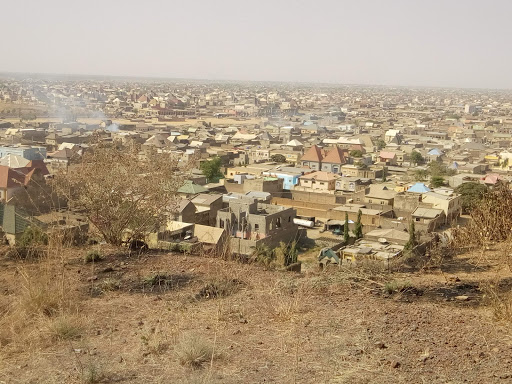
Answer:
3;0;512;89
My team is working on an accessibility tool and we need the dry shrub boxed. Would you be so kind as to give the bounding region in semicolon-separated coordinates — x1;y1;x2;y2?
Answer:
47;314;83;341
175;333;215;368
267;279;310;322
482;282;512;323
19;267;66;317
0;251;78;350
453;183;512;249
195;278;244;300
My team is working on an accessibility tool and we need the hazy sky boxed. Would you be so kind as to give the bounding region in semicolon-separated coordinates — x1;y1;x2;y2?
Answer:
3;0;512;88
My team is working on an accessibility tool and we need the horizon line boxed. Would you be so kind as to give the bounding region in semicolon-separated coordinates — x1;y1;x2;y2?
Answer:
0;70;511;92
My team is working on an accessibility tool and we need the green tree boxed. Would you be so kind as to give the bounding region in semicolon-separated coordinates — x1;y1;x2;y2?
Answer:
376;139;387;150
404;221;417;251
200;157;224;182
454;182;488;213
427;161;455;177
270;154;287;163
354;209;363;239
411;151;424;165
349;150;363;158
343;213;350;244
414;169;428;182
431;176;445;188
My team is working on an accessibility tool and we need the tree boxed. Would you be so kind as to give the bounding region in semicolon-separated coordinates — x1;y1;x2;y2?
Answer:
431;176;445;188
53;143;186;246
349;150;363;158
382;167;387;182
343;213;350;244
427;161;455;177
414;169;428;182
376;139;387;150
410;151;424;165
454;182;488;213
354;209;363;239
200;157;224;183
404;221;417;251
270;154;287;163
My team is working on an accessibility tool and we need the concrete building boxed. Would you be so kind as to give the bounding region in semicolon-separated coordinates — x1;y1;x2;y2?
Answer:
216;197;300;255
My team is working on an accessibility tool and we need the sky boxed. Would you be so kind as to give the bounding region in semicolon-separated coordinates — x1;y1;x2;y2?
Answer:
2;0;512;89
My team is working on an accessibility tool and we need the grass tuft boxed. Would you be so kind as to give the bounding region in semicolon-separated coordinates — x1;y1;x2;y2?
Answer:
175;333;215;369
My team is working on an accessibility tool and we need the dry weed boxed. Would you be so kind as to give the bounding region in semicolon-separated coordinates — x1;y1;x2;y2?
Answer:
47;314;83;341
175;333;215;368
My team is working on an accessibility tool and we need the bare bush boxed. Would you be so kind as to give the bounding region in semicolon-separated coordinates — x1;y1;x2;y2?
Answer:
452;183;512;249
52;143;189;246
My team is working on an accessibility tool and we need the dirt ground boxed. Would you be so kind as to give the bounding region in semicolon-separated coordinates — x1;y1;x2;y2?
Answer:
1;245;512;384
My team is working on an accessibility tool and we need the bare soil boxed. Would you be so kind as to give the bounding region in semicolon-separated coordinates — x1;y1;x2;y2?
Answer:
1;245;512;383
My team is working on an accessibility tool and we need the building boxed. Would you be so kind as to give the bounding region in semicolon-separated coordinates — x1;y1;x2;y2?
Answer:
216;197;300;255
295;171;339;192
0;145;46;161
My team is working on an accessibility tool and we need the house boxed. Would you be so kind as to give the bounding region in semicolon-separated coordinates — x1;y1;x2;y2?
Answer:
378;151;398;166
321;146;347;174
363;185;396;206
176;200;197;223
426;148;443;163
411;207;445;232
45;148;77;172
340;164;384;179
217;197;300;255
178;181;209;197
300;145;324;170
0;203;46;245
421;190;461;223
0;145;46;161
194;224;229;257
191;194;223;226
340;239;403;264
0;165;44;202
295;171;339;192
384;129;402;144
335;177;371;192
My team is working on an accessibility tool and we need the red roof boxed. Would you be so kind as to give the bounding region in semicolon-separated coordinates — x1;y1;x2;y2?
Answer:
0;165;29;189
27;160;49;176
322;146;347;164
379;151;396;159
300;145;324;162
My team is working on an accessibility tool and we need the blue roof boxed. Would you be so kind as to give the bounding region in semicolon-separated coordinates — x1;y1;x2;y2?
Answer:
428;148;442;156
407;183;431;193
448;161;459;169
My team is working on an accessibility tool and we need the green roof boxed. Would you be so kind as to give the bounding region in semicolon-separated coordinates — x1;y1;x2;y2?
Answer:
178;181;209;194
0;203;46;235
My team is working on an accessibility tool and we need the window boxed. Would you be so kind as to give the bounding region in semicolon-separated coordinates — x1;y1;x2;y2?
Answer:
276;218;281;228
254;224;259;231
288;216;291;222
415;218;420;222
219;219;225;228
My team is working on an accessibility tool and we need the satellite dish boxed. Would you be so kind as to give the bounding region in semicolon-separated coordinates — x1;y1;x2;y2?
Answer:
378;238;388;244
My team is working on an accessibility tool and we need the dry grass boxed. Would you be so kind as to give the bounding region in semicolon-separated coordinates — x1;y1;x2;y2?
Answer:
47;314;83;341
2;247;512;383
175;333;215;368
